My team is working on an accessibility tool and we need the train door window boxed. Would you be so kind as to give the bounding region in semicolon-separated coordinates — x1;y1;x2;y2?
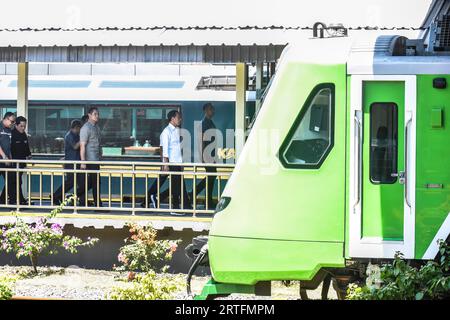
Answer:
95;104;181;156
28;105;85;154
279;84;334;168
369;103;398;184
96;106;133;149
136;105;181;147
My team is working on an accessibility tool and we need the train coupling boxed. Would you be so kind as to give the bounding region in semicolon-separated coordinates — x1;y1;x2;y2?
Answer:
185;235;209;266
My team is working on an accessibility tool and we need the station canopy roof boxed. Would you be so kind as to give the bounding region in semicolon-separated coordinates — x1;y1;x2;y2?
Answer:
0;0;434;64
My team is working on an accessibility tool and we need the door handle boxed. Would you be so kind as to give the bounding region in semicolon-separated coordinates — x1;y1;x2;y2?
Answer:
353;111;362;211
391;171;405;184
404;117;412;209
392;116;412;208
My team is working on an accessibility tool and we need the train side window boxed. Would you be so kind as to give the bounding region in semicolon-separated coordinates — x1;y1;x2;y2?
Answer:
279;84;334;169
369;103;398;184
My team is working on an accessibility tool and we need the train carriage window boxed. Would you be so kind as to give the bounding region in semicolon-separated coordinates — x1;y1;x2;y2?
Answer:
26;104;179;156
279;84;334;168
369;103;398;184
28;105;85;154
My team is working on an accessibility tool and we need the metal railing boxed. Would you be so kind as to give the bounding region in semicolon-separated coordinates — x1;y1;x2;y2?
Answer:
0;159;234;217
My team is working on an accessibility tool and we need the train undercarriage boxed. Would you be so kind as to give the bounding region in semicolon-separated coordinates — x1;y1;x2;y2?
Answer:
184;235;446;300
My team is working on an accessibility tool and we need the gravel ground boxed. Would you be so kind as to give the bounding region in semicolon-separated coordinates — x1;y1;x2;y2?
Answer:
1;266;133;300
0;265;337;300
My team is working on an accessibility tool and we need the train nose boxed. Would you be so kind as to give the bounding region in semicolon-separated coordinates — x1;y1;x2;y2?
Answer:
185;235;209;265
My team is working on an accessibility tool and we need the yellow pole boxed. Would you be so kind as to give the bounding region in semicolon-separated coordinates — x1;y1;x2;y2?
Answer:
235;63;247;159
17;62;29;119
17;62;29;201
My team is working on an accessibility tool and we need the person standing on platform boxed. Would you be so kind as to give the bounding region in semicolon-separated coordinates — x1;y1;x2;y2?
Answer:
142;110;191;215
0;112;16;205
10;116;31;205
52;119;85;206
190;103;218;210
79;107;106;211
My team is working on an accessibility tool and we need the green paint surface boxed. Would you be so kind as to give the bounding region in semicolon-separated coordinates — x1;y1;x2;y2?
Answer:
206;60;450;289
361;81;405;240
208;61;346;284
416;75;450;258
209;236;344;285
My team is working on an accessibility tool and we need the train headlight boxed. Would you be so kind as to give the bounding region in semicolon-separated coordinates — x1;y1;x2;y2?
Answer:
214;196;231;214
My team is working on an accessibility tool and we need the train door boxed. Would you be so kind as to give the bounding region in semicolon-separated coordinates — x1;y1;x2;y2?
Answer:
349;75;416;259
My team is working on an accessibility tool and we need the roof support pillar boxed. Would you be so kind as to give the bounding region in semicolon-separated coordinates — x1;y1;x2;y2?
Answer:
17;62;29;120
255;63;263;113
17;62;29;200
235;62;248;160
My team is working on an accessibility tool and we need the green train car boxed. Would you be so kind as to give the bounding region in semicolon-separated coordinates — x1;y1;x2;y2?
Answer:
187;34;450;299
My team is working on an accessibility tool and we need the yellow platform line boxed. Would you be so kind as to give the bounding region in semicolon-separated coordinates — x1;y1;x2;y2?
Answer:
26;172;231;179
27;195;218;202
28;164;233;171
0;211;213;222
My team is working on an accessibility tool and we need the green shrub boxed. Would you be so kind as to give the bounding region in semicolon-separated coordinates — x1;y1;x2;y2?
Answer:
0;197;98;273
0;275;16;300
114;222;180;273
108;271;182;300
347;240;450;300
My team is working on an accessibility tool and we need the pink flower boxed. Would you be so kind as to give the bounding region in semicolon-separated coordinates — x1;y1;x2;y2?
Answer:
118;252;128;264
51;223;63;234
169;242;178;253
34;220;45;231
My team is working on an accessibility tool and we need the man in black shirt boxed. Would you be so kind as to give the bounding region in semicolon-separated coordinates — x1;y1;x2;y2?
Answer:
190;103;218;210
10;116;31;205
52;119;85;206
0;112;16;205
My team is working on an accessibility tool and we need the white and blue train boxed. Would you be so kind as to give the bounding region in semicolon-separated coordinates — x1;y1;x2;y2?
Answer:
0;64;256;160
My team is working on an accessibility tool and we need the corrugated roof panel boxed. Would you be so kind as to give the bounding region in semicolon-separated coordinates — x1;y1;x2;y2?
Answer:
0;28;423;63
0;28;291;46
0;27;422;47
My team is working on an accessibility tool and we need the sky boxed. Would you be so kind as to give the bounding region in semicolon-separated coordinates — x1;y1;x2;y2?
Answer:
0;0;433;29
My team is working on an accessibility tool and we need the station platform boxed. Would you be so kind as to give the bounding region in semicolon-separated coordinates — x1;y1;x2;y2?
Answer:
0;205;213;231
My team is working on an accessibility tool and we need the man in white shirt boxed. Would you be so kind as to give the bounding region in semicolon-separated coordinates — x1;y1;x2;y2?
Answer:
143;110;191;215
